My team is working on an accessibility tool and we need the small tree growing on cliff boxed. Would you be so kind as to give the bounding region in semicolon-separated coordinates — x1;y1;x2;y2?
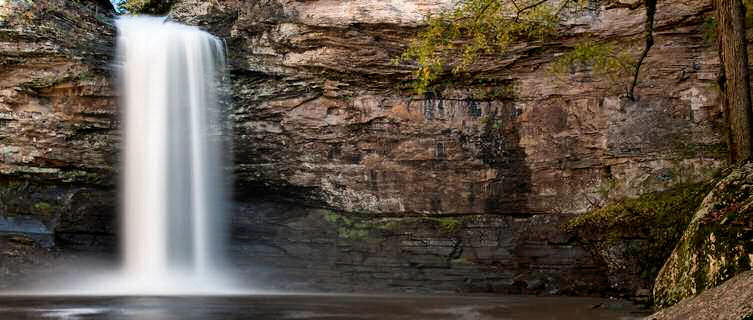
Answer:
397;0;658;100
113;0;172;14
400;0;753;162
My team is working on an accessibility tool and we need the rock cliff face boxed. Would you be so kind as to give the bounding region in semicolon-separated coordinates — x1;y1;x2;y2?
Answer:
166;0;725;296
0;0;117;247
0;0;117;287
170;0;725;215
0;0;730;297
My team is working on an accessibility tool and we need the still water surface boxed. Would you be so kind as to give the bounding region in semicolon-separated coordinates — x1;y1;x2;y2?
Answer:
0;294;647;320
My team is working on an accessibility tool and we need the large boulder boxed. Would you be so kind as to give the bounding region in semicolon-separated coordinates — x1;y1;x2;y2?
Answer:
653;162;753;307
648;271;753;320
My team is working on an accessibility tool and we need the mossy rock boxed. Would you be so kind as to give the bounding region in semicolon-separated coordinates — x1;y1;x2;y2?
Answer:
653;162;753;308
565;182;713;296
120;0;173;14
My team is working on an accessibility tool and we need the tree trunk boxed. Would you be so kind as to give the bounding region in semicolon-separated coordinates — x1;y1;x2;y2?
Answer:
716;0;753;162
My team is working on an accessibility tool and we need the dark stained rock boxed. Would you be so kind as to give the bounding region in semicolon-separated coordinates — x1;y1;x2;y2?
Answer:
229;200;610;295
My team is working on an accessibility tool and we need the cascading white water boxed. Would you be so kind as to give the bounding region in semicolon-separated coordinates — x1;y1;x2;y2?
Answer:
1;16;245;296
115;16;230;293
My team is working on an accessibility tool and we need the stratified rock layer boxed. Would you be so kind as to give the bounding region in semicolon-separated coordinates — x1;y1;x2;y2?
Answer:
232;201;609;295
171;0;725;215
0;0;118;285
169;0;725;295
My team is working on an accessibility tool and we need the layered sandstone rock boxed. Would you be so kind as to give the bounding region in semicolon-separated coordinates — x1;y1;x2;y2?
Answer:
163;0;727;296
170;0;725;215
0;0;118;285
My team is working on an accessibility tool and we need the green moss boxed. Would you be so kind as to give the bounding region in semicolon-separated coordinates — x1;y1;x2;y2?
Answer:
320;210;373;241
322;210;340;224
377;219;405;231
336;227;369;241
550;39;637;95
565;182;714;284
423;216;463;234
118;0;172;14
671;135;728;159
702;18;717;46
451;257;473;265
396;0;561;94
654;163;753;307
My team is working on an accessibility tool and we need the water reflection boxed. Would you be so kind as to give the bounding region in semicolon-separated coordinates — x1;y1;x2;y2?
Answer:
0;295;647;320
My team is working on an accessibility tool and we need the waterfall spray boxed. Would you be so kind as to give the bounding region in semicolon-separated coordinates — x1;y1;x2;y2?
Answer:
113;15;232;294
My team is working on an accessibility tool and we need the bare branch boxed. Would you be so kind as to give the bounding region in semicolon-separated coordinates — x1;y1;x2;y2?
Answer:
627;0;656;100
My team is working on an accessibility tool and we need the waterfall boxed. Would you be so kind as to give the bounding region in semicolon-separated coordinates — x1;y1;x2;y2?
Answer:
115;16;229;293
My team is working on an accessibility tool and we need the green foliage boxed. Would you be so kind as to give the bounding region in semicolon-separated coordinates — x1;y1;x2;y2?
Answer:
321;210;372;241
397;0;562;94
118;0;172;14
654;167;753;307
702;18;718;45
565;183;714;283
470;81;517;100
550;39;637;94
424;217;463;233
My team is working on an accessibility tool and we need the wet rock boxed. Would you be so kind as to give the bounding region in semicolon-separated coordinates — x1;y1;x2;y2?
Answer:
229;200;610;295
